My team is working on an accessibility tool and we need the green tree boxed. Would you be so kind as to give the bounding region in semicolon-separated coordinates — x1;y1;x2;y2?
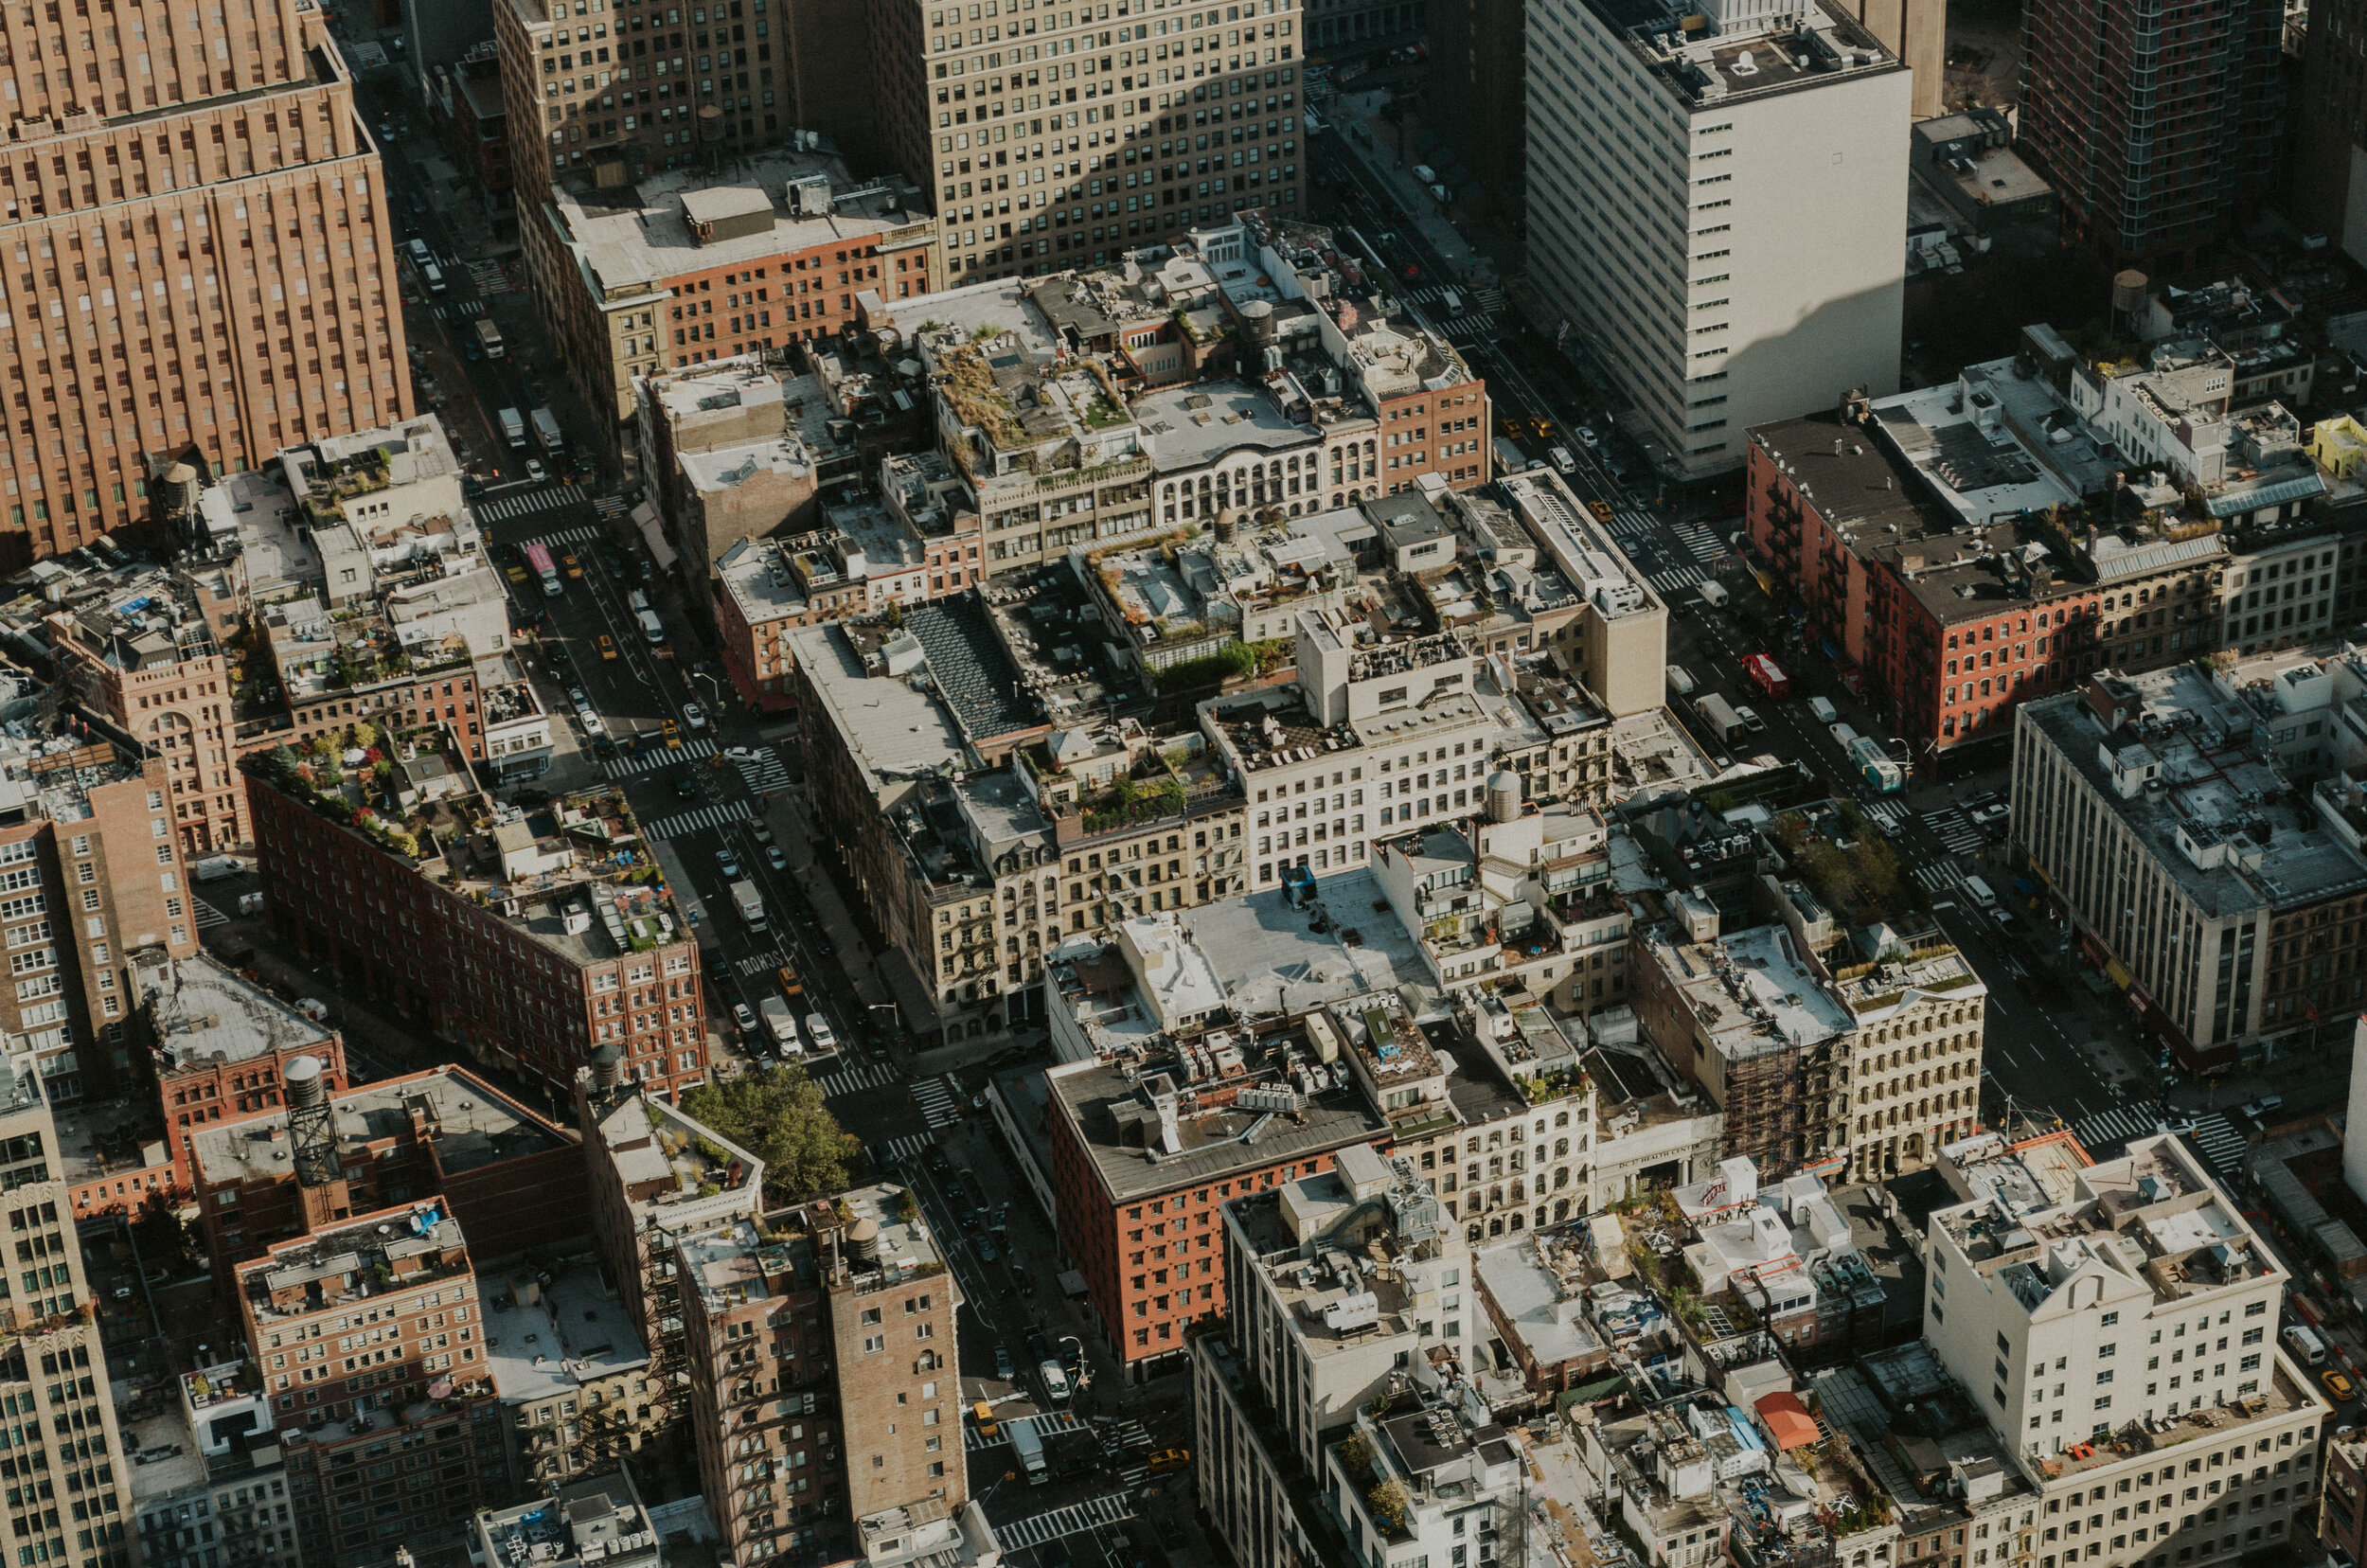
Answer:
682;1064;852;1203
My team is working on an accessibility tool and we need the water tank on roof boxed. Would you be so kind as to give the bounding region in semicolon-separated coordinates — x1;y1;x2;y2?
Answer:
285;1055;326;1108
1486;769;1522;824
847;1216;881;1266
1240;297;1277;347
2113;270;2150;317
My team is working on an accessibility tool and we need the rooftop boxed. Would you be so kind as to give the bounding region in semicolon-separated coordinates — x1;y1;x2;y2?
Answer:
2022;660;2367;915
1644;924;1854;1062
191;1065;570;1186
555;151;927;301
1133;380;1319;473
482;1256;651;1408
1577;0;1904;110
477;1471;664;1568
137;952;334;1072
238;1201;471;1323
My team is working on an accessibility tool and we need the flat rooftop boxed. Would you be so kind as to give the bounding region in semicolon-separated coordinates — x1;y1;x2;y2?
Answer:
1475;1234;1608;1368
190;1066;569;1186
139;952;334;1070
1645;923;1853;1061
1187;869;1433;1019
482;1257;650;1407
788;621;970;789
1047;1052;1393;1204
2022;663;2367;914
1579;0;1905;109
1134;381;1319;473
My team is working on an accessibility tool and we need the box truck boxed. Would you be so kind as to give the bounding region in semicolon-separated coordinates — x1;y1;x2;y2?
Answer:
1743;653;1791;701
730;879;767;932
498;407;526;448
1694;692;1745;744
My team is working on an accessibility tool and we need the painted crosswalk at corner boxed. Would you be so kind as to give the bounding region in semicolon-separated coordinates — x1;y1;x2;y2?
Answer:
1913;862;1968;895
193;898;231;930
878;1132;936;1167
913;1077;961;1131
1860;799;1909;831
523;524;600;548
2181;1113;2250;1175
1650;565;1708;595
603;737;715;778
2072;1104;2161;1158
993;1494;1136;1552
477;487;587;523
434;297;485;321
1923;808;1987;857
641;799;752;840
735;751;792;793
815;1060;899;1098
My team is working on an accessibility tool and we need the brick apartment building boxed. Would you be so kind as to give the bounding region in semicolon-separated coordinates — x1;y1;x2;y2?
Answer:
0;0;410;562
187;1064;587;1275
235;1200;512;1568
1041;1054;1388;1381
244;761;709;1101
677;1184;964;1565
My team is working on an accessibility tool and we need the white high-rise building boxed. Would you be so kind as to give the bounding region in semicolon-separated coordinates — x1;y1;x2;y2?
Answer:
1922;1132;2327;1568
1526;0;1912;480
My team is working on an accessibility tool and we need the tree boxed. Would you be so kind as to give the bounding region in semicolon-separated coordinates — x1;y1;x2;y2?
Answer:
682;1064;852;1203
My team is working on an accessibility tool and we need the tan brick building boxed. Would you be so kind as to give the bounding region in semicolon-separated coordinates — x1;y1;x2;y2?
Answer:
0;0;410;562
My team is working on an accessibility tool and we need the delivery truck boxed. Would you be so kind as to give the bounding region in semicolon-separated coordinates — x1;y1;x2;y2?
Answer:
473;317;505;360
730;879;768;933
1694;692;1745;744
1011;1418;1049;1485
759;995;800;1053
1743;653;1791;702
498;407;526;448
530;406;565;462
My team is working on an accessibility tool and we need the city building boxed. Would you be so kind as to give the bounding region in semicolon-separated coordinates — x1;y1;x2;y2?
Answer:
482;1252;654;1488
2011;655;2367;1070
473;1471;667;1568
244;760;710;1100
1745;344;2249;760
573;1057;765;1431
43;564;251;857
864;0;1308;285
2323;1434;2367;1566
0;0;411;562
2293;0;2367;268
2018;0;2284;266
236;1201;512;1568
676;1183;966;1567
126;1353;304;1568
187;1060;586;1274
0;1067;136;1568
540;150;934;425
1426;0;1525;220
1922;1131;2326;1559
1525;0;1911;480
0;677;203;1128
1910;109;2055;244
1811;1343;2036;1568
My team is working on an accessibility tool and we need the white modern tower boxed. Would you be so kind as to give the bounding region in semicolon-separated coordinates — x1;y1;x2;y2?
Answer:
1526;0;1913;479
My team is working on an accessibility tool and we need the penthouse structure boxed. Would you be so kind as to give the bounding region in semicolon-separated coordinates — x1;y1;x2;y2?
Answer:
0;0;411;562
473;1472;666;1568
126;1350;306;1568
235;1203;511;1568
2013;656;2367;1071
245;760;709;1099
1924;1132;2325;1560
1526;0;1910;479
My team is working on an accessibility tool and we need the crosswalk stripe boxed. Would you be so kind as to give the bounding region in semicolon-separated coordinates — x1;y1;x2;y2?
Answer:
193;897;231;929
436;298;485;321
603;738;716;778
913;1079;960;1130
479;487;589;523
816;1061;897;1097
879;1132;935;1167
995;1494;1135;1552
518;521;597;546
735;756;792;793
1921;809;1988;858
1650;566;1704;594
642;798;752;840
2184;1113;2250;1176
1913;863;1967;894
1861;800;1908;830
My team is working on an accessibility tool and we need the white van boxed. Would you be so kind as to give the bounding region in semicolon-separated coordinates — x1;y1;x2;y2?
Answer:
1439;288;1463;316
1550;446;1577;476
628;588;651;614
1807;696;1838;723
1962;876;1999;910
2285;1324;2329;1366
420;260;447;294
1697;580;1730;608
1829;722;1860;749
1665;665;1696;697
192;855;243;883
638;608;666;645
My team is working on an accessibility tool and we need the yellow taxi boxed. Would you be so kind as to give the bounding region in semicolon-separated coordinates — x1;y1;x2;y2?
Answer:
1148;1449;1191;1474
1590;500;1615;523
562;552;584;579
2326;1369;2356;1402
1528;416;1553;439
663;719;682;748
597;633;618;661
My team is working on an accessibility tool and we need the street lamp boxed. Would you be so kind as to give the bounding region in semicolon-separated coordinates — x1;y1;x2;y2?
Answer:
691;668;722;710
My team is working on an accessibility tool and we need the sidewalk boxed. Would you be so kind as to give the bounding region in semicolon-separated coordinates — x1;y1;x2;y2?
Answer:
1325;89;1492;285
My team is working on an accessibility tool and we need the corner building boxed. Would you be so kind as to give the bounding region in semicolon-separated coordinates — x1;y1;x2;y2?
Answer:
0;0;409;562
866;0;1309;282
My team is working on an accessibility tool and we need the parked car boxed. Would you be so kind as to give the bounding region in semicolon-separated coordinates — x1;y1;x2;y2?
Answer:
767;846;788;871
731;1002;758;1034
683;702;707;730
590;736;618;758
993;1345;1015;1381
2241;1096;2286;1120
579;711;605;737
667;764;699;798
717;846;741;877
525;458;548;483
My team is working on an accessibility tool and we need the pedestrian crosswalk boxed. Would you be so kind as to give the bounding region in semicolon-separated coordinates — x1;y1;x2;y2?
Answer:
735;749;792;793
966;1410;1086;1452
525;524;601;548
914;1076;962;1131
816;1060;901;1098
641;798;752;841
1672;520;1724;562
1650;565;1710;596
476;486;588;523
878;1131;936;1167
1913;861;1970;896
594;495;629;522
464;259;510;294
435;297;486;322
193;897;231;930
993;1494;1135;1552
1924;807;1987;858
1860;799;1910;832
602;737;715;778
2183;1112;2250;1176
2072;1103;2162;1159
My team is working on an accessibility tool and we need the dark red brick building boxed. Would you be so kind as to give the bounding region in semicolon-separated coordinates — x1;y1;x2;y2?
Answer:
244;762;708;1102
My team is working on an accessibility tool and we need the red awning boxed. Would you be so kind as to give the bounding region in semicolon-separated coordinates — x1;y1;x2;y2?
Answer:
1754;1391;1819;1450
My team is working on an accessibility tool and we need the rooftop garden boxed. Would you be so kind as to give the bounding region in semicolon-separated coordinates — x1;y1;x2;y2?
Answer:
248;724;433;858
1512;1064;1590;1105
1772;801;1928;927
298;448;392;521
